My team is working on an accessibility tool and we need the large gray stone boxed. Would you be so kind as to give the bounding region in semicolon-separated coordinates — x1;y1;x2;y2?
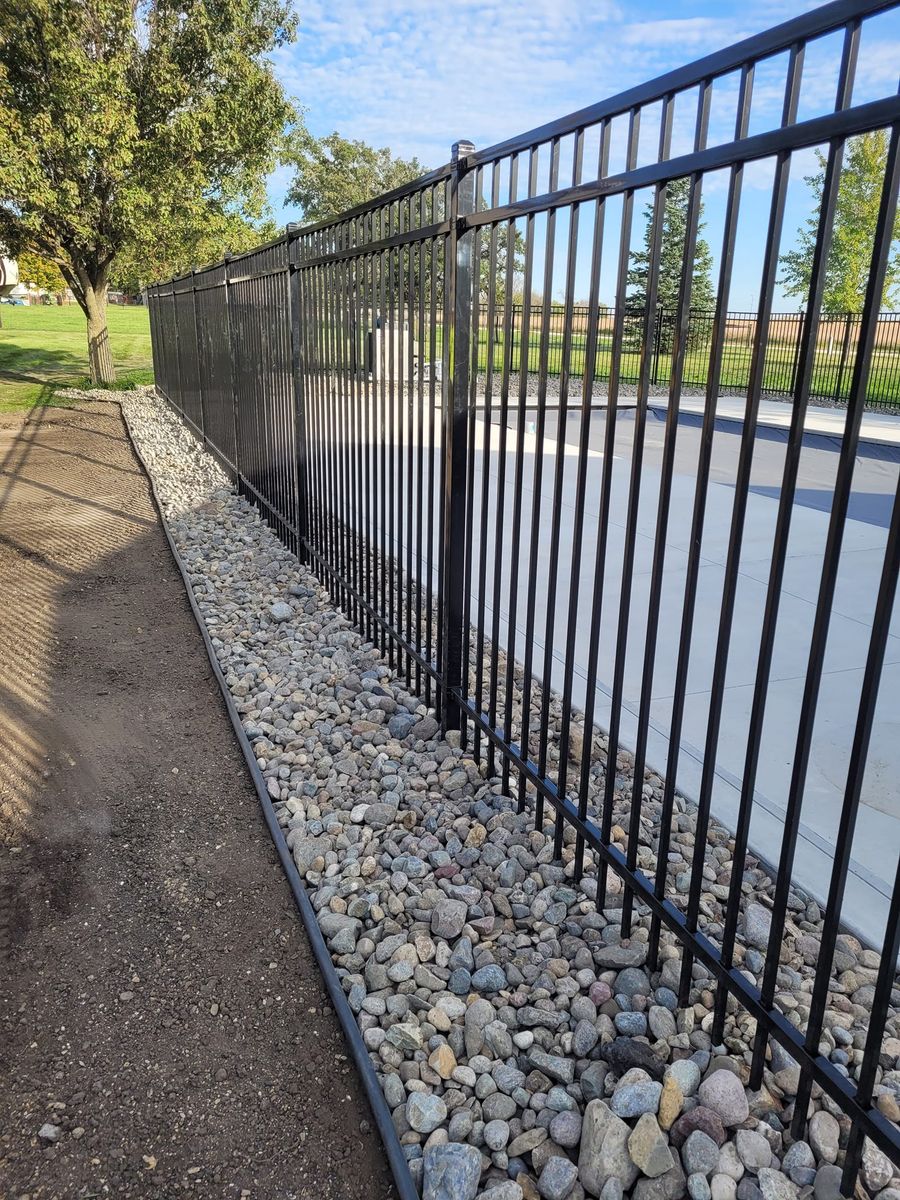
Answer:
317;911;361;954
484;1120;510;1152
610;1070;662;1119
465;998;495;1057
432;898;469;939
812;1165;844;1200
628;1114;675;1179
781;1142;814;1183
291;835;331;875
683;1131;721;1177
538;1156;578;1200
580;1061;609;1102
528;1048;576;1085
573;1019;599;1058
423;1142;483;1200
407;1091;448;1133
735;1130;772;1172
550;1110;583;1149
594;943;648;970
472;965;507;993
861;1138;893;1192
363;801;399;828
578;1099;640;1196
413;715;440;740
808;1112;840;1165
665;1058;701;1098
477;1184;523;1200
633;1164;687;1200
757;1169;798;1200
698;1070;750;1127
743;904;772;951
507;1128;549;1158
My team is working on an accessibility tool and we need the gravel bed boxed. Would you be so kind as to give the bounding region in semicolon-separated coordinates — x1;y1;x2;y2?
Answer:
120;386;900;1200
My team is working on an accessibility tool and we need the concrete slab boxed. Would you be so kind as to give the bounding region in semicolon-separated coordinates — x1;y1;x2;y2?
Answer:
369;402;900;949
648;394;900;449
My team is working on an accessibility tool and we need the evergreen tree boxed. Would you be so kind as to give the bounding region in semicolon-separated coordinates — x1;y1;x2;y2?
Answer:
626;178;715;353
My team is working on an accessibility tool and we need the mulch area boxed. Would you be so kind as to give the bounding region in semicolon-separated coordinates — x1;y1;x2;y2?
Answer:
0;400;395;1200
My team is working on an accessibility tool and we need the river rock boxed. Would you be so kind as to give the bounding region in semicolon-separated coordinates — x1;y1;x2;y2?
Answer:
698;1071;750;1127
408;1092;448;1133
432;899;469;939
538;1156;578;1200
600;1038;666;1081
628;1114;675;1178
808;1112;840;1165
423;1142;483;1200
578;1100;640;1195
757;1169;798;1200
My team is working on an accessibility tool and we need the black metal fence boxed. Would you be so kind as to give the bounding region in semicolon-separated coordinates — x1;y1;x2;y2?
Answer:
483;304;900;408
148;0;900;1188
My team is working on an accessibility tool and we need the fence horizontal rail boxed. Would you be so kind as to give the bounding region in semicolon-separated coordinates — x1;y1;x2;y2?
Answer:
147;0;900;1191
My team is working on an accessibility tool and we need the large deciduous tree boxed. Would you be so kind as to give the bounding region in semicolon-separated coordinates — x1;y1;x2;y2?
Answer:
285;123;524;310
780;130;900;313
284;120;426;223
0;0;296;384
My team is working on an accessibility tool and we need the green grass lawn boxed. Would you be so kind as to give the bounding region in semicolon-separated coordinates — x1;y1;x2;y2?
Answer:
0;303;153;412
466;329;900;406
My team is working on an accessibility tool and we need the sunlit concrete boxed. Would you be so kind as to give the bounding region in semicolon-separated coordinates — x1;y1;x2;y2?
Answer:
362;387;899;954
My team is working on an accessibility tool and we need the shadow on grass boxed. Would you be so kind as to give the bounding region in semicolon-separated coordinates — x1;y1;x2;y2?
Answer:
0;344;86;378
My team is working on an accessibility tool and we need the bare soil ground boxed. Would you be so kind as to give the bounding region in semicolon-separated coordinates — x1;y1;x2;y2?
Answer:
0;401;395;1200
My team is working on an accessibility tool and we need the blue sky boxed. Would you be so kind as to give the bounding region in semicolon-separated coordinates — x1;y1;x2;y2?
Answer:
267;0;900;309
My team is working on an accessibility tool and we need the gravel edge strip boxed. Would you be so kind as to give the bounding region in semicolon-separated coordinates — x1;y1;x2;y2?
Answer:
116;389;418;1200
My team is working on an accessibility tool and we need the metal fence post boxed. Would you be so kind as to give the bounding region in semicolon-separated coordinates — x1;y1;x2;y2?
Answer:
223;253;240;482
652;305;663;385
287;224;310;564
440;139;476;730
191;267;206;442
172;280;185;416
834;310;854;402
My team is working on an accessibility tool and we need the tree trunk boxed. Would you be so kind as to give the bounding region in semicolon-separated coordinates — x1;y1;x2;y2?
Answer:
85;286;115;385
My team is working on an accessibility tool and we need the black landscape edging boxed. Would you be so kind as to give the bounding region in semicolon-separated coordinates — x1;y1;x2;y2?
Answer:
122;399;418;1200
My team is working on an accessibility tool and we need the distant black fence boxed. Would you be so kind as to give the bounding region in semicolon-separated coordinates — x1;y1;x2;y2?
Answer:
483;304;900;409
148;0;900;1190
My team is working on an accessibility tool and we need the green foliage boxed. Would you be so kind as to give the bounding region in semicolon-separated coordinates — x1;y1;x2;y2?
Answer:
780;131;900;313
17;250;66;293
285;123;523;313
111;210;279;292
627;178;716;352
0;0;296;381
285;118;426;223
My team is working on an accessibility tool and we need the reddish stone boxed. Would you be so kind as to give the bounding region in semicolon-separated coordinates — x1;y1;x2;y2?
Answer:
670;1106;727;1148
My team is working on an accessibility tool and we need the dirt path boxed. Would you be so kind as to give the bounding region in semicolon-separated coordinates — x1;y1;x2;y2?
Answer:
0;401;395;1200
